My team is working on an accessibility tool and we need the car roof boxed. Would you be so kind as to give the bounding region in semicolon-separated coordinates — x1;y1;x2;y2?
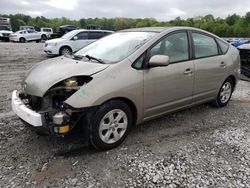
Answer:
120;26;212;33
121;27;169;33
74;29;114;33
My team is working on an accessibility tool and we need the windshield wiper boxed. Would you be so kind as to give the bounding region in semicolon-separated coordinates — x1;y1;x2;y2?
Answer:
72;54;84;60
64;53;84;60
85;54;105;64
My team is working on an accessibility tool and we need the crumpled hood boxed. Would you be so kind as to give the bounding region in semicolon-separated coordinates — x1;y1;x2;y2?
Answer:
23;56;109;97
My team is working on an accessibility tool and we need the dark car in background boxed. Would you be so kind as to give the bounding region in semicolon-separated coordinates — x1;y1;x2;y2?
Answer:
50;25;79;39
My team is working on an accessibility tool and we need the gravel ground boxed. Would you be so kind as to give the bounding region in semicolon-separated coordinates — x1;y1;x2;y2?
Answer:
0;42;250;187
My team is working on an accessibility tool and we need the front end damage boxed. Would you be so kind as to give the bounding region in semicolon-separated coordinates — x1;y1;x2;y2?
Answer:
12;76;93;135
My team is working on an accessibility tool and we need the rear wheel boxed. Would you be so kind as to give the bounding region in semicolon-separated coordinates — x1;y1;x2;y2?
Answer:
41;34;47;40
88;100;133;150
213;78;233;107
19;37;26;43
60;46;72;55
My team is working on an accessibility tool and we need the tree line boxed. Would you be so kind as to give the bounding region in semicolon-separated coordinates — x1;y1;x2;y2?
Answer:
1;13;250;37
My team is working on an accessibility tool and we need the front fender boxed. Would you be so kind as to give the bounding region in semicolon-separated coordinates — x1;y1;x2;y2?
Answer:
65;60;144;123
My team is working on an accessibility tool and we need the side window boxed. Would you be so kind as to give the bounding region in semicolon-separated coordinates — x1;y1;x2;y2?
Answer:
27;30;35;33
88;32;104;40
149;32;189;63
75;32;88;40
192;32;219;58
216;39;229;54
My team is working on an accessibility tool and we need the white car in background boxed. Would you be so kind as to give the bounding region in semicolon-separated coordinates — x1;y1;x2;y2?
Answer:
40;27;53;40
9;30;44;43
0;25;12;41
44;29;114;55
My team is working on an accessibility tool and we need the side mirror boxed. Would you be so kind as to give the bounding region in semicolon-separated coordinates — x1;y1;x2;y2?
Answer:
72;36;78;40
148;55;170;68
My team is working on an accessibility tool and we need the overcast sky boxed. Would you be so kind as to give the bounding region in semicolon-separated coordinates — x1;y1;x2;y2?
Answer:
1;0;250;21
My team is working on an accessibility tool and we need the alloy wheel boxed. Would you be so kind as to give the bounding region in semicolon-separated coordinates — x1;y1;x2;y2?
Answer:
99;109;128;144
220;82;232;103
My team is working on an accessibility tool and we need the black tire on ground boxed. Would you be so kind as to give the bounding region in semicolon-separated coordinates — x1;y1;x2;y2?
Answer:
212;78;234;107
59;46;72;55
19;37;26;43
41;34;47;40
87;100;133;150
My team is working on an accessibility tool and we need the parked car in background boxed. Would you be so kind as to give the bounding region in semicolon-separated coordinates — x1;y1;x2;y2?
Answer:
20;26;35;31
230;39;250;47
44;29;113;55
238;44;250;77
50;25;79;39
40;27;53;40
12;27;240;150
9;30;43;43
0;17;12;41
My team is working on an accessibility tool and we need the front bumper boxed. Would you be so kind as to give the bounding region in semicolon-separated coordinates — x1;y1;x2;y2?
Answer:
11;90;43;127
9;37;19;42
44;45;59;55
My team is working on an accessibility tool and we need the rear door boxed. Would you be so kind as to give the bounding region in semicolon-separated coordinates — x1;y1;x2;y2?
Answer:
191;31;229;104
143;31;194;119
88;31;104;43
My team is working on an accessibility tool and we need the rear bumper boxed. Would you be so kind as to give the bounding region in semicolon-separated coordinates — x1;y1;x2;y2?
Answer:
11;90;43;127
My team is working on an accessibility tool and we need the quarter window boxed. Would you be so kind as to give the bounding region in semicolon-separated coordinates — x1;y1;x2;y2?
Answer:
192;32;219;58
149;32;189;63
216;39;229;54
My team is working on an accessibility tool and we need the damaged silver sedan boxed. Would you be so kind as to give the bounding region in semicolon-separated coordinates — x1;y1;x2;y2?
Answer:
12;27;240;150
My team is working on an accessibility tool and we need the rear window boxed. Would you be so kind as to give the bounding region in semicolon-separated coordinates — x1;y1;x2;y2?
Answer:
216;39;229;54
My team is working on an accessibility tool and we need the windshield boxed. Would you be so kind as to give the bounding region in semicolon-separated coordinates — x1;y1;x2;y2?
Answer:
76;32;156;63
61;30;79;39
0;25;10;31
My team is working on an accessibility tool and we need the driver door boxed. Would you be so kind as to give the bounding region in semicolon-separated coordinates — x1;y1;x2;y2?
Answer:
143;31;194;119
70;31;89;52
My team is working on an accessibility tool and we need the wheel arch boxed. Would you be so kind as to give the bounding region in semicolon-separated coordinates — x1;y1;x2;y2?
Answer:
226;75;236;90
103;97;138;126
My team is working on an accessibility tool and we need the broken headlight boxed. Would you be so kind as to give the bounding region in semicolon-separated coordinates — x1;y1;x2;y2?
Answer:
64;77;78;87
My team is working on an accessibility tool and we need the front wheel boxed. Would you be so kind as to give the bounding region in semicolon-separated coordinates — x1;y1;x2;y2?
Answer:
212;78;233;107
60;46;72;55
19;37;26;43
88;100;133;150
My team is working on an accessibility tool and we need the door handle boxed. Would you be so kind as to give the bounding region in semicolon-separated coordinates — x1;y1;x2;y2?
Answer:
220;61;226;68
184;68;193;75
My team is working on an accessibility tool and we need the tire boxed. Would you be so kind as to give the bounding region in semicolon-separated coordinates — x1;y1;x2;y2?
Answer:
19;37;26;43
88;100;133;150
212;78;234;107
41;34;47;40
36;40;41;43
60;46;72;55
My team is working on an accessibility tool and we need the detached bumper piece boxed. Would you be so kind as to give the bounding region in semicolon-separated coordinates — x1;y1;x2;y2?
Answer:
11;90;43;127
